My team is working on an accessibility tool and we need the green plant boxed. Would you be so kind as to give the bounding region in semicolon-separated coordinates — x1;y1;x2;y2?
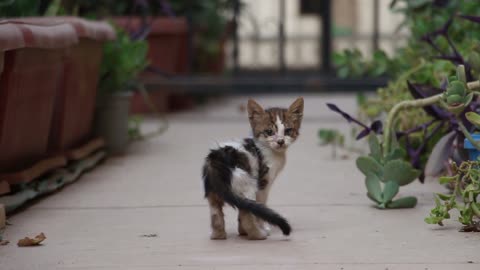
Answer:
0;0;54;17
98;27;149;95
168;0;239;72
425;161;480;231
333;49;401;79
331;64;480;209
318;129;345;159
357;135;420;209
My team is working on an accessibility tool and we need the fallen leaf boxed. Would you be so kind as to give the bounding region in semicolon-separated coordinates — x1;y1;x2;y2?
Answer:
140;234;157;238
0;240;9;246
17;232;46;247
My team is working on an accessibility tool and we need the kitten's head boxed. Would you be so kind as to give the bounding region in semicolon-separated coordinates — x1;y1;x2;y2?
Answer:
247;97;304;152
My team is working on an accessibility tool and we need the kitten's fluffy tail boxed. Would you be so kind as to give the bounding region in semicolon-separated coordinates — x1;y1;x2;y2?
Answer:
221;189;291;236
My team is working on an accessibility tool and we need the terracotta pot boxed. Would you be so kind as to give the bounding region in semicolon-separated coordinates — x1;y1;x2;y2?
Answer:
38;17;116;155
0;21;77;175
194;20;233;74
113;16;189;74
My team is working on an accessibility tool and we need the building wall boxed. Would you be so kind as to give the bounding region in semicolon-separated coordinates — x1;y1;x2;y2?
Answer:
227;0;408;70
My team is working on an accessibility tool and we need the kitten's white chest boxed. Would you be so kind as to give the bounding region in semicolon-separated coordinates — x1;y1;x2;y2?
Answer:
264;150;286;184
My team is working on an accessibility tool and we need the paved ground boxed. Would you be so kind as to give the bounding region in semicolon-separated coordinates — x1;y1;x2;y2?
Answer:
1;94;479;270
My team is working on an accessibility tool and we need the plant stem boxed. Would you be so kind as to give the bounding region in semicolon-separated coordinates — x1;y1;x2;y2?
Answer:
457;119;480;151
383;94;443;156
468;81;480;90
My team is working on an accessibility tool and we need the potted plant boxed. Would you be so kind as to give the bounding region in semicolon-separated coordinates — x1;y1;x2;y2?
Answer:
168;0;238;74
94;27;149;154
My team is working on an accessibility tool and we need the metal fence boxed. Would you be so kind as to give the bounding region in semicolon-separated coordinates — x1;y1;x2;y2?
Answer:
144;0;405;94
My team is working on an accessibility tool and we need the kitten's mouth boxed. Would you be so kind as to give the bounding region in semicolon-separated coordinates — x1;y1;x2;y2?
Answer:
273;144;287;151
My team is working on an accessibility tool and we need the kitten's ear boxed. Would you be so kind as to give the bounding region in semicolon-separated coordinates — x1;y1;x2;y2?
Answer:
288;97;304;119
247;99;265;119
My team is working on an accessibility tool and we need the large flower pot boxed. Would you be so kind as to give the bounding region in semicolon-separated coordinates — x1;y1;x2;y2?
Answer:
45;17;115;156
94;93;132;155
113;17;188;74
0;20;77;181
464;134;480;160
114;17;189;115
12;17;116;158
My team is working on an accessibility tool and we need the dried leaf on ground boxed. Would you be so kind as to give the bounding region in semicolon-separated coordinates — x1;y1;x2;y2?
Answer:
17;233;46;247
0;240;9;245
140;234;157;238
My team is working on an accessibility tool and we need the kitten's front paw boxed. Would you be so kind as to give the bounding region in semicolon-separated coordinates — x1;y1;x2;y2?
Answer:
210;230;227;240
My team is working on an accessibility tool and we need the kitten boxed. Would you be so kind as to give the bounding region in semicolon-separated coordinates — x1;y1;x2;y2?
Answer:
202;97;304;240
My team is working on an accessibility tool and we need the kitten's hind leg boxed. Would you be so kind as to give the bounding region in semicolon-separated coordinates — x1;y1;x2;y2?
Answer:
239;210;267;240
208;194;226;240
256;189;271;235
238;213;247;236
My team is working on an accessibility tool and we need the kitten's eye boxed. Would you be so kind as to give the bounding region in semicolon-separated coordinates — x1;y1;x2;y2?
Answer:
285;128;293;135
264;129;274;136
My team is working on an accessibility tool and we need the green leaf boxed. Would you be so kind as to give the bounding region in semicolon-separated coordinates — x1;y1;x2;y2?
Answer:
356;156;383;177
456;65;467;83
368;135;382;162
436;193;452;201
365;173;382;203
389;130;400;150
465;112;480;129
472;203;480;217
387;196;418;209
382;181;399;203
385;147;406;162
337;67;349;78
425;216;444;225
384;160;421;186
439;176;457;185
367;192;381;204
356;92;367;106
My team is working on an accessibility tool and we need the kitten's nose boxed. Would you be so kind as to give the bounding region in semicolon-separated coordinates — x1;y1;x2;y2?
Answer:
277;139;285;146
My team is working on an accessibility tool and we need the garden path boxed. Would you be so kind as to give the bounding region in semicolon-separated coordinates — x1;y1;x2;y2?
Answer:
1;94;478;270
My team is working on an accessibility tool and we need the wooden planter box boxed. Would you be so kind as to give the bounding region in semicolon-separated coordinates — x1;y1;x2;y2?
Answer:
0;18;114;185
0;21;78;180
38;17;116;156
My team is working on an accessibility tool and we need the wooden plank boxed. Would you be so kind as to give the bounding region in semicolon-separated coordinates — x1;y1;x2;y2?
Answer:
0;204;5;229
67;138;105;161
0;181;10;195
0;156;67;185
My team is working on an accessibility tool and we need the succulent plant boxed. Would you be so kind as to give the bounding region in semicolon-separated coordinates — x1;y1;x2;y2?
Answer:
440;65;473;114
425;160;480;231
466;111;480;130
356;135;420;209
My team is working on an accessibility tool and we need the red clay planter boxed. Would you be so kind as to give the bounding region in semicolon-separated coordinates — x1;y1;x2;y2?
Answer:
43;17;115;156
113;17;189;114
0;21;77;178
0;18;115;184
113;17;189;74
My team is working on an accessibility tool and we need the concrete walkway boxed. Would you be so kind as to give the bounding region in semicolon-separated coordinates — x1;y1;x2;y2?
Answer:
1;94;479;270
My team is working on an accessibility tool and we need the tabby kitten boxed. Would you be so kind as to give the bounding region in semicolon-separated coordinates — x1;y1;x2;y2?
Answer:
202;97;304;240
